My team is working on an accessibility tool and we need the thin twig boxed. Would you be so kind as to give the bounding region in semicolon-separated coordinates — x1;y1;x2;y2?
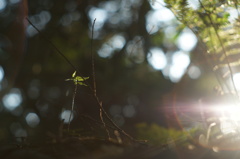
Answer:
68;84;78;132
28;17;137;142
91;18;97;96
26;18;77;71
90;18;111;139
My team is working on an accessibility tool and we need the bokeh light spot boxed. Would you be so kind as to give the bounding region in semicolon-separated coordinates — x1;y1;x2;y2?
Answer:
169;51;190;82
60;110;74;123
25;112;40;128
88;7;108;30
227;8;238;23
177;28;197;52
0;0;6;11
98;44;113;58
9;0;20;4
3;88;22;111
188;65;201;79
233;73;240;90
187;0;199;10
147;48;167;70
0;66;4;82
111;34;126;50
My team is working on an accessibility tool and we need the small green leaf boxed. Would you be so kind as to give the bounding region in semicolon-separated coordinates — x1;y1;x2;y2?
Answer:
75;76;89;82
72;71;76;78
66;71;89;86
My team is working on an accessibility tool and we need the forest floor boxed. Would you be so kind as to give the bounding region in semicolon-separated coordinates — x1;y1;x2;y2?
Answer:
0;136;228;159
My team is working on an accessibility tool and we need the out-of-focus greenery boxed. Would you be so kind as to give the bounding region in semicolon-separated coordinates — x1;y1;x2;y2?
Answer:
135;122;198;146
1;0;239;151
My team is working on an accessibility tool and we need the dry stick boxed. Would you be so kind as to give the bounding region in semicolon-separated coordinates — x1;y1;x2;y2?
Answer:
68;84;78;132
90;18;110;139
27;18;136;142
91;18;97;96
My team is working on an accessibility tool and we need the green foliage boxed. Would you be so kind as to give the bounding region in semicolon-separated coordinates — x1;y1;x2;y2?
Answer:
135;123;196;145
66;71;89;86
165;0;240;93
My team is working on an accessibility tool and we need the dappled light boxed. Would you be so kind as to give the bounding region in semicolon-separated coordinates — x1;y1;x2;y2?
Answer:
187;65;201;79
60;110;74;124
3;88;22;111
27;11;51;37
227;7;238;23
177;28;197;52
147;48;167;70
98;34;126;58
162;51;191;82
146;6;175;34
3;0;240;158
0;0;6;11
187;0;199;10
0;65;4;82
233;73;240;90
88;7;107;31
25;112;40;128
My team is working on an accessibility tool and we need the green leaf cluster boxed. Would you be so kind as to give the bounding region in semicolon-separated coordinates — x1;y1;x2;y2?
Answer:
66;71;89;86
165;0;240;82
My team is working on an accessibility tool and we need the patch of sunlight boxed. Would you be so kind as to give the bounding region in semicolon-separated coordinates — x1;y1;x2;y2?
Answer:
0;66;4;82
98;34;126;58
88;7;108;30
169;51;190;82
220;119;236;134
25;112;40;128
177;28;197;52
187;0;199;10
146;7;175;34
0;0;6;11
3;88;22;111
227;8;238;23
151;7;174;22
27;11;51;37
172;51;190;67
233;73;240;90
169;65;186;82
147;48;167;70
149;0;166;9
188;65;201;79
98;44;114;58
111;34;126;50
164;26;176;39
60;110;74;123
100;0;119;13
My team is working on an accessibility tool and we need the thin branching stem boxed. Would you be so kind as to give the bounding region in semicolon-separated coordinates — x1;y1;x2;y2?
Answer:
28;17;137;142
91;18;97;96
26;18;77;72
68;84;78;132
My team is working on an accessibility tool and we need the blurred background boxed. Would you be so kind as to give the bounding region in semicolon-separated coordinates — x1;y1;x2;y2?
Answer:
0;0;223;146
